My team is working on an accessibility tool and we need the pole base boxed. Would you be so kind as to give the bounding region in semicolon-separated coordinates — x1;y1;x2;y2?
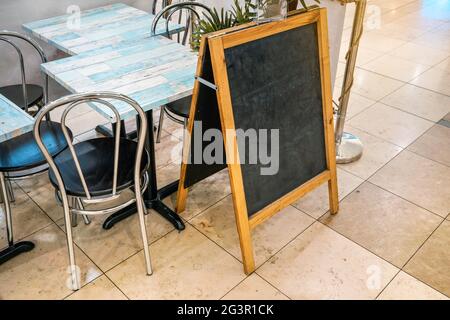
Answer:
336;132;363;164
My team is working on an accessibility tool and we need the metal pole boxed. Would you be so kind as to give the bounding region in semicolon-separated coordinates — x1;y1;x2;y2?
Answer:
335;0;367;164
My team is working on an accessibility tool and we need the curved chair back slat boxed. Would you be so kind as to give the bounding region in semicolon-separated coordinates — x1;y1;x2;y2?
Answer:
0;31;49;107
151;0;172;15
151;1;213;46
33;92;148;204
0;37;28;112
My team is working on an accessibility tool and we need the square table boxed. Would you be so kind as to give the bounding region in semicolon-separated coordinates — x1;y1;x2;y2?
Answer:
24;4;198;231
23;3;184;55
0;94;34;143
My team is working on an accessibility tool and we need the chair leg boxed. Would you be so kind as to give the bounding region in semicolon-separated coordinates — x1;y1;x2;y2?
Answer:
137;197;153;275
64;198;81;291
5;176;15;203
0;172;14;247
156;106;166;143
183;118;188;143
76;198;91;225
71;198;78;227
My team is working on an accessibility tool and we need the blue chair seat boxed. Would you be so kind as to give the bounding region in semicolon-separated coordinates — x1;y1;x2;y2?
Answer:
0;121;71;172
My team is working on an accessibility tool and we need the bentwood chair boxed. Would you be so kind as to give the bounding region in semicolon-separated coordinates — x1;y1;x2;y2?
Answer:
151;0;172;15
151;2;213;143
33;92;152;290
0;31;48;114
0;34;76;264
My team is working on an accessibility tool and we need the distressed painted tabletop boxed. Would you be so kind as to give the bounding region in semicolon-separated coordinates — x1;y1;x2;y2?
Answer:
23;3;185;55
24;3;197;120
0;94;34;143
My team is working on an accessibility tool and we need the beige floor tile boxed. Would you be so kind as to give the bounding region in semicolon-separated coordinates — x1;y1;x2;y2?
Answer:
65;275;127;300
389;42;449;66
74;128;104;143
370;151;450;217
66;111;109;137
360;33;408;53
377;271;448;300
338;126;403;180
163;168;231;221
56;207;174;272
0;224;102;300
107;225;246;299
321;182;442;267
381;84;450;122
443;112;450;122
257;222;399;300
395;12;447;30
155;134;183;169
366;23;429;42
337;69;404;101
404;221;450;297
293;169;364;219
408;124;450;167
333;87;377;120
379;2;423;24
0;183;52;246
16;174;63;222
339;43;384;67
362;55;430;82
50;102;92;122
413;32;450;52
435;57;450;73
222;274;288;300
410;67;450;96
349;103;434;148
191;195;314;267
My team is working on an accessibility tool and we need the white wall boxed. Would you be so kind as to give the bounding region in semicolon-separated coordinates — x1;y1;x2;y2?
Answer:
0;0;345;99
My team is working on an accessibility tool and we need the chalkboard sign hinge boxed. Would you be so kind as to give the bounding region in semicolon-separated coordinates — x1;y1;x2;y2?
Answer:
195;76;217;91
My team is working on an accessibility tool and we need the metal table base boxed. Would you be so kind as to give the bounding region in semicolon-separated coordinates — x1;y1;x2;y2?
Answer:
0;241;35;265
103;110;185;231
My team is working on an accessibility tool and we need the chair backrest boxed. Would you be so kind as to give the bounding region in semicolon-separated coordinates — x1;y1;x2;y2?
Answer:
151;0;171;15
33;92;148;211
151;1;213;46
0;31;49;113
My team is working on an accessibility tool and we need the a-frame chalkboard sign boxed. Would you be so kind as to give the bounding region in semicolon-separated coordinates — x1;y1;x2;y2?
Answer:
176;8;338;274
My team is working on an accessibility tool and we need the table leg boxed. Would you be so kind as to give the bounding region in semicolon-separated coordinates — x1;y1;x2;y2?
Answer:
0;172;34;265
102;110;185;231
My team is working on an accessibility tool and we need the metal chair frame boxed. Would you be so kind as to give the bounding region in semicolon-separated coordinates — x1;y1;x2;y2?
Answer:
0;30;49;114
33;92;153;291
151;1;212;143
0;32;53;260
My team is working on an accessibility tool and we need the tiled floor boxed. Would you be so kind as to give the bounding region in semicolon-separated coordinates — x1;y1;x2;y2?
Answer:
0;0;449;300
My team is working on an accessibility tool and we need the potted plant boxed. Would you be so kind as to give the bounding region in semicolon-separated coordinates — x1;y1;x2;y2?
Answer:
290;0;321;12
191;0;320;50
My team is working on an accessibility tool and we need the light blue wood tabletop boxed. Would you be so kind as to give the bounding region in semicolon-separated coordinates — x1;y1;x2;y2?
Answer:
0;94;35;143
23;3;185;55
24;3;198;121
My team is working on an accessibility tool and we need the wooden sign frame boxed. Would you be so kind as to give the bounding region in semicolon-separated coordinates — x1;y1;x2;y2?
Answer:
176;8;338;274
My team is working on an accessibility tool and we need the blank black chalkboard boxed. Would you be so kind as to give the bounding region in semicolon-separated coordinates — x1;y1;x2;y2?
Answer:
224;23;327;216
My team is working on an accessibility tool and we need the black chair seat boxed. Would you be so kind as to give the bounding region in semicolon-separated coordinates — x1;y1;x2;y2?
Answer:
49;138;149;197
166;95;191;118
0;121;71;172
0;84;44;110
